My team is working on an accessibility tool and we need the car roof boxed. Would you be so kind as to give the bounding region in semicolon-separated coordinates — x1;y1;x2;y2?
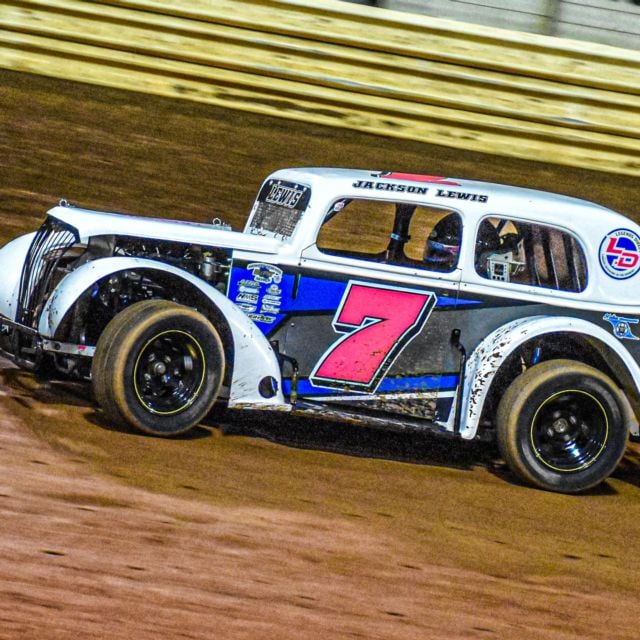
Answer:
266;167;640;309
269;167;627;230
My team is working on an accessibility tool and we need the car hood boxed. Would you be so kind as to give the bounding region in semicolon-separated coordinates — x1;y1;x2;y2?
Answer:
47;205;281;254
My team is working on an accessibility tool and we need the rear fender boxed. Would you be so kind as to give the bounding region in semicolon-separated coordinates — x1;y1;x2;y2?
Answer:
40;256;287;409
459;316;640;440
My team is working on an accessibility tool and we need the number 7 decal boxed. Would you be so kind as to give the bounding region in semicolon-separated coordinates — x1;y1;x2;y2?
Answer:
310;281;437;392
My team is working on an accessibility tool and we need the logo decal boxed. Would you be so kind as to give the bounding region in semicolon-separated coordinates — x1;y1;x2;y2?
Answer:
231;267;284;326
603;313;640;340
247;263;283;284
599;229;640;280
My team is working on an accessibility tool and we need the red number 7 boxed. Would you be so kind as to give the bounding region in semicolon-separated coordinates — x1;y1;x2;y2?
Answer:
310;282;436;392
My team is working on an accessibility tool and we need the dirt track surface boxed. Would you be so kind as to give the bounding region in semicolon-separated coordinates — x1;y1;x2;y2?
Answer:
1;70;640;638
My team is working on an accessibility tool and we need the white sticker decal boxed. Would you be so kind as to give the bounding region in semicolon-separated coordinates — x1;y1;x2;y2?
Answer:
599;229;640;280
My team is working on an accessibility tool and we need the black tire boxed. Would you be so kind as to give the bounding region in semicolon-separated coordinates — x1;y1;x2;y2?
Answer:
496;359;628;493
92;300;225;436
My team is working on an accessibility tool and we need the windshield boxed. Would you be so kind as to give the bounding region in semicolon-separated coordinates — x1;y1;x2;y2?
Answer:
246;179;311;240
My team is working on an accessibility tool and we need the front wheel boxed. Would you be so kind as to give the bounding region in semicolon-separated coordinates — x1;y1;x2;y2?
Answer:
496;359;628;493
92;300;225;436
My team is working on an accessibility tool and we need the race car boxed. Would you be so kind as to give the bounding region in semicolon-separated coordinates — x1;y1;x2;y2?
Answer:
0;167;639;493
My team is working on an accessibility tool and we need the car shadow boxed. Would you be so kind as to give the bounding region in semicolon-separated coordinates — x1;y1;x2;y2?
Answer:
6;366;497;472
204;407;498;472
86;409;214;440
483;459;621;495
84;402;500;471
83;406;640;492
4;366;638;489
612;444;640;490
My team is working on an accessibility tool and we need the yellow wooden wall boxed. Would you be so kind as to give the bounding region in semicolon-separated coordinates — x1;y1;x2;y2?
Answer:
1;0;639;175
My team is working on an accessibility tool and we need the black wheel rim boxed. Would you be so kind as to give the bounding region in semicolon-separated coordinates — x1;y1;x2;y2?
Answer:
133;330;206;415
530;390;608;472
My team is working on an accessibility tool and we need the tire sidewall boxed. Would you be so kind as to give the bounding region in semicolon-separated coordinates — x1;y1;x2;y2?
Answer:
117;309;223;436
499;363;628;492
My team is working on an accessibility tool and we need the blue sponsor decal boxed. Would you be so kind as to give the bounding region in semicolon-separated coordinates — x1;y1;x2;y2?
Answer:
603;312;640;340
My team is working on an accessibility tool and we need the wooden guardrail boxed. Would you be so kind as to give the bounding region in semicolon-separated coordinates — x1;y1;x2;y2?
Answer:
380;0;640;52
1;0;639;176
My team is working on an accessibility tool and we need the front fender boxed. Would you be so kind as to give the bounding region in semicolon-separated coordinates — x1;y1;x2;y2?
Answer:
459;315;640;440
0;232;37;321
39;257;287;409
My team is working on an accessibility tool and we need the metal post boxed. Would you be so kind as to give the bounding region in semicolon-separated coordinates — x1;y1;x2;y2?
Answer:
541;0;563;37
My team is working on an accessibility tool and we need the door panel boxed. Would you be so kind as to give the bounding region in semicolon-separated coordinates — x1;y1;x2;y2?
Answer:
279;252;463;423
229;198;468;424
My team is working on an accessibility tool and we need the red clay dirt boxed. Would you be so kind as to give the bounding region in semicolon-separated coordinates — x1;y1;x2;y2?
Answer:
0;70;639;639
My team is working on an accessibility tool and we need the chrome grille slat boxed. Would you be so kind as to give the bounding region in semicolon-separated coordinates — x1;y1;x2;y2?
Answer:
17;216;79;328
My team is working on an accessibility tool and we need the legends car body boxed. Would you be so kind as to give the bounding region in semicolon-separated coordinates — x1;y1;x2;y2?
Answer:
1;167;639;492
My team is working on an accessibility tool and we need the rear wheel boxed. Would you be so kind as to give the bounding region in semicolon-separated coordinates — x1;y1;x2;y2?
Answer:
496;359;628;493
92;300;225;436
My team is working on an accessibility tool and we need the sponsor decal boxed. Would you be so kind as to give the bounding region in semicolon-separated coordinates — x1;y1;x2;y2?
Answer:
232;265;285;326
264;181;306;209
236;292;259;304
260;304;280;314
247;263;283;284
599;228;640;280
237;303;257;313
237;279;261;295
603;313;640;340
247;313;277;324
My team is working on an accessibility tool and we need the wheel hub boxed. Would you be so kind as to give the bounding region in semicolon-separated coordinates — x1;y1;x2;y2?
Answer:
152;361;167;376
531;390;608;472
133;330;206;415
551;417;570;435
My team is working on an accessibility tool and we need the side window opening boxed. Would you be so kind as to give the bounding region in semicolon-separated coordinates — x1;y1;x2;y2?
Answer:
316;199;462;273
475;217;587;292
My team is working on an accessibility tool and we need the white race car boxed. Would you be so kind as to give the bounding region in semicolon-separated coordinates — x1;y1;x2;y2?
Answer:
1;168;639;493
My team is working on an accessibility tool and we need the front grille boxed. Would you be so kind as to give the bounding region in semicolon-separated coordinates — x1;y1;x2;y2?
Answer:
17;216;79;328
